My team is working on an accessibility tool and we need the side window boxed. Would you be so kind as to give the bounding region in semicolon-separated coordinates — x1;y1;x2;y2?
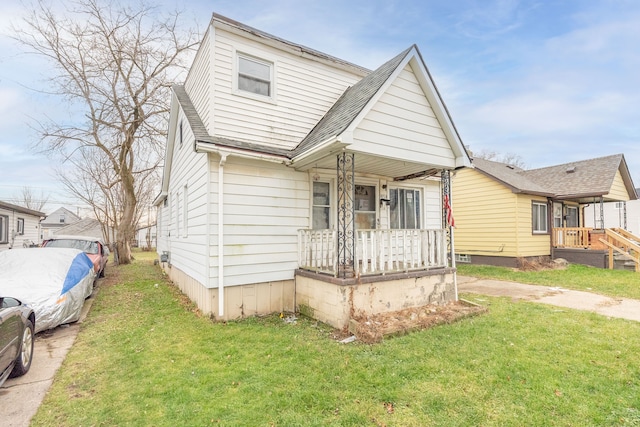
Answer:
183;184;188;237
0;215;7;243
17;218;25;235
312;182;331;229
237;54;272;98
532;201;548;234
390;188;421;229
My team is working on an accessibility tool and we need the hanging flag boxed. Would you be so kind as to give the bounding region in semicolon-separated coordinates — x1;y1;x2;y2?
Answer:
444;194;455;228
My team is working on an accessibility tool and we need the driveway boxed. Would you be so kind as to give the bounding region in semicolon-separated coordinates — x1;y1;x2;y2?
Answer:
457;275;640;322
0;291;95;427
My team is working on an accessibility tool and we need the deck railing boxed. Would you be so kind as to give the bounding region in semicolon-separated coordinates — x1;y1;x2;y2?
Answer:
298;228;447;277
552;227;590;248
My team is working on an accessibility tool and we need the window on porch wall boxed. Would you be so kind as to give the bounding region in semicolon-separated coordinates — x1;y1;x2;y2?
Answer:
389;188;421;229
312;181;331;229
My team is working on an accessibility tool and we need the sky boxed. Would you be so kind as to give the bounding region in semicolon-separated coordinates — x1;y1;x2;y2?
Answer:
1;0;639;215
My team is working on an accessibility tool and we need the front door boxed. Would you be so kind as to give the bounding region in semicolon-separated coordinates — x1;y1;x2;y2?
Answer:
553;202;563;228
354;185;376;229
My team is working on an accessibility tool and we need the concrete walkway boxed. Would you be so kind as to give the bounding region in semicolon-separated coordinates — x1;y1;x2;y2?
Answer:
457;275;640;322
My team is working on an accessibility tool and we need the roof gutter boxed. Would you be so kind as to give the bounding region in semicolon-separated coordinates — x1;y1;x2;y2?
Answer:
195;140;291;165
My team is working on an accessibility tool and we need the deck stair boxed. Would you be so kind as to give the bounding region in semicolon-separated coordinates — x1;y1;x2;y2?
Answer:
599;228;640;272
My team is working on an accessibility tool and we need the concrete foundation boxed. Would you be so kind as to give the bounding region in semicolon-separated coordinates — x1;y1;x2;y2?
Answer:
294;268;457;330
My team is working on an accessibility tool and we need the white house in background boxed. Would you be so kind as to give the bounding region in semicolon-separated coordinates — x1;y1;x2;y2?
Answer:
0;201;45;251
41;207;81;240
55;218;111;243
584;187;640;234
135;224;157;250
154;13;471;329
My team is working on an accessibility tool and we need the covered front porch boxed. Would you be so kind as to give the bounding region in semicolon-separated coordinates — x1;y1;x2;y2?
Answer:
292;151;460;329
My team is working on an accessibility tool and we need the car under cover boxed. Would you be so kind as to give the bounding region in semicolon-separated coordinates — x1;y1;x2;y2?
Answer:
0;248;96;333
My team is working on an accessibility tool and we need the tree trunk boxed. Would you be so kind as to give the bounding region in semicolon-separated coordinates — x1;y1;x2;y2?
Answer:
116;168;137;264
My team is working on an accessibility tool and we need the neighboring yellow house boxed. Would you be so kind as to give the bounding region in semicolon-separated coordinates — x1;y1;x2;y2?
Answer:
452;154;637;268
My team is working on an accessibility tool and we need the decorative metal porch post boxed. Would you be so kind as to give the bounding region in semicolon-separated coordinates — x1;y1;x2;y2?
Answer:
441;169;458;300
337;152;355;278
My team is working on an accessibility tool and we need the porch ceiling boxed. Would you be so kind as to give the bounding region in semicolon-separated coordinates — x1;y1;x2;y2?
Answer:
294;151;447;180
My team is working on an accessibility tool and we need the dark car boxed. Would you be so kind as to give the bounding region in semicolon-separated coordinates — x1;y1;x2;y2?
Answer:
0;296;35;387
42;235;109;278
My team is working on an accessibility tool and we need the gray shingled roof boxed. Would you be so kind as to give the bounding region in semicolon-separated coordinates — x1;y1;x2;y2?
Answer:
471;158;553;196
0;201;45;217
291;46;414;157
212;13;370;75
472;154;634;199
521;154;624;198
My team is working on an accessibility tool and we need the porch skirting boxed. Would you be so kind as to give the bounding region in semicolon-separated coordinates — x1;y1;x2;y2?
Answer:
295;268;457;330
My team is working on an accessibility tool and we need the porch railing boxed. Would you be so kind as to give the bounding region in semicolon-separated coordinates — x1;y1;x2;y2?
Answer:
298;228;447;277
552;227;590;248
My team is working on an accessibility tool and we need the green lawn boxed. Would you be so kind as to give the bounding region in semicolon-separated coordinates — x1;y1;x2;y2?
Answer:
457;263;640;300
31;257;640;426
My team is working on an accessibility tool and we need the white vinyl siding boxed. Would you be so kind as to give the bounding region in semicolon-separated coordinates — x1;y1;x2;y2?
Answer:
0;209;42;250
204;28;365;150
351;64;456;169
209;156;309;287
164;107;210;284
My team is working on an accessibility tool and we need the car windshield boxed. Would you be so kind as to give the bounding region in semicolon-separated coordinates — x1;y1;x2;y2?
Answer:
45;239;99;254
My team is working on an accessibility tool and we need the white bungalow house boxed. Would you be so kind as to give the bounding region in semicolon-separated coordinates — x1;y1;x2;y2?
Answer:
41;207;82;240
154;13;471;329
0;201;45;251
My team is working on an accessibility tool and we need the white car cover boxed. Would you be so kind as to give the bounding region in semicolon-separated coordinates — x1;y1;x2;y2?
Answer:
0;248;96;333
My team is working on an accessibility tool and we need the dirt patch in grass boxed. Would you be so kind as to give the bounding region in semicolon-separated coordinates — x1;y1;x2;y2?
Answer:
348;301;487;344
516;256;568;271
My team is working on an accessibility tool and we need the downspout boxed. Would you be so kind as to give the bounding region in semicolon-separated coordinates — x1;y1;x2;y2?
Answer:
218;153;228;317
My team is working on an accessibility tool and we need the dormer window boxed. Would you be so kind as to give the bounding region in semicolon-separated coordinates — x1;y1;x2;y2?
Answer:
237;54;272;97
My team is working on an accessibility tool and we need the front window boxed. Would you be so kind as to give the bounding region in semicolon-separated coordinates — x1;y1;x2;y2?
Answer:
17;218;24;235
532;201;548;234
238;55;272;97
390;188;421;229
312;182;331;229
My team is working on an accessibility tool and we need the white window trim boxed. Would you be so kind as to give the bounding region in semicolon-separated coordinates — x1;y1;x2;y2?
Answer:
388;185;424;230
182;184;188;238
232;50;277;104
532;201;548;234
0;215;8;243
309;172;335;230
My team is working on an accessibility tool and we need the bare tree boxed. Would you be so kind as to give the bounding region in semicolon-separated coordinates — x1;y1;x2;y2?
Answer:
473;148;527;169
14;186;49;211
14;0;198;263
